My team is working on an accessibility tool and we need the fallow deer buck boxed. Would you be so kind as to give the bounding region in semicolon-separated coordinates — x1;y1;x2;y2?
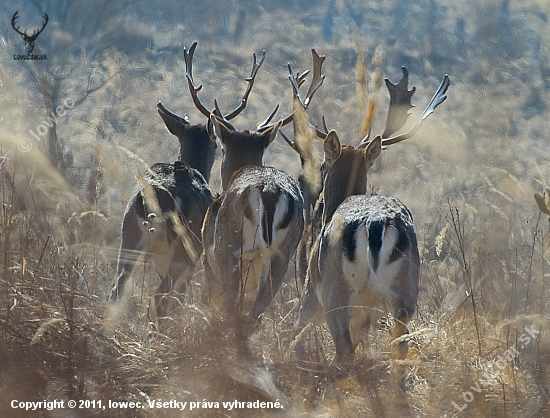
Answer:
110;42;265;320
294;69;450;392
201;50;326;332
282;66;427;287
278;52;326;289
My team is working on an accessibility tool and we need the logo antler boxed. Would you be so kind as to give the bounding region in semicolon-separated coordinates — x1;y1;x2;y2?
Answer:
11;11;49;54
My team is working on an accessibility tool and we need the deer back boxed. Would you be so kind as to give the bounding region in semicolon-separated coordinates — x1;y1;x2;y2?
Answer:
141;162;213;239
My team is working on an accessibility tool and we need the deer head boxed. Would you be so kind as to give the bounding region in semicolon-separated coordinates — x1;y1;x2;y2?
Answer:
156;42;266;182
11;11;49;54
317;70;450;223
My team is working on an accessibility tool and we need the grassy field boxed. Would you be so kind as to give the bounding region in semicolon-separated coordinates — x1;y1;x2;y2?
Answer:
1;0;550;416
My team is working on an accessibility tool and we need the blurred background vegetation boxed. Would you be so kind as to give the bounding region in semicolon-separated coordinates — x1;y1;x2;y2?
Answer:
1;0;550;416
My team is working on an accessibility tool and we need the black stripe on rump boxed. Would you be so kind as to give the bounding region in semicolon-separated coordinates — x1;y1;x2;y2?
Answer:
342;219;362;263
261;191;279;246
367;219;386;272
389;220;410;263
277;193;295;231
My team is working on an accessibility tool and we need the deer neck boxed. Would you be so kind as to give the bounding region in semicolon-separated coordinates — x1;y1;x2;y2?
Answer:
322;151;367;225
178;127;216;183
220;134;267;190
179;148;214;183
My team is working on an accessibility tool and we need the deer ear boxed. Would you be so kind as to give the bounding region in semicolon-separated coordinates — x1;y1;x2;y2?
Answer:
363;135;382;168
209;113;234;144
323;130;341;163
260;119;282;148
157;102;189;137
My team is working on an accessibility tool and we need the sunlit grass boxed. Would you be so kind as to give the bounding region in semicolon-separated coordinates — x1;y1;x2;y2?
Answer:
1;0;550;416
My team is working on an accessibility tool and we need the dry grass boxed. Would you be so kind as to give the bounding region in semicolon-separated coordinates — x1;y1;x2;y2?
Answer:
2;0;550;416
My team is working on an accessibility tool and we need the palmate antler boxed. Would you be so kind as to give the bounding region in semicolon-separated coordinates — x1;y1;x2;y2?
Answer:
378;72;450;147
381;67;416;139
315;68;449;148
11;11;49;54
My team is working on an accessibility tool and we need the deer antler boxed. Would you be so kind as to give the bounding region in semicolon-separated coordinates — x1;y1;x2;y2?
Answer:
381;67;416;138
258;48;325;132
315;69;449;148
183;42;211;119
288;49;326;110
258;69;309;130
285;49;325;120
184;41;265;121
380;74;450;146
224;50;266;120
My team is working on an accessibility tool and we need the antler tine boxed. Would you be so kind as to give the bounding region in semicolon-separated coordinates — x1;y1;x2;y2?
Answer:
288;68;310;102
296;70;310;88
257;104;280;132
224;50;266;120
311;116;329;139
321;115;329;133
273;65;303;128
288;64;304;103
308;115;330;139
213;99;224;118
259;49;325;132
279;129;300;152
382;67;416;138
381;74;450;146
183;41;211;118
303;49;326;107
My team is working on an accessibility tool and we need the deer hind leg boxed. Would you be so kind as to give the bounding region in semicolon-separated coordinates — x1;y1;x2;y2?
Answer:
152;271;172;327
154;274;181;324
154;241;194;323
147;231;177;322
248;253;288;324
219;251;246;319
202;253;222;311
326;305;355;368
322;267;355;368
391;306;413;396
294;280;324;365
111;201;147;302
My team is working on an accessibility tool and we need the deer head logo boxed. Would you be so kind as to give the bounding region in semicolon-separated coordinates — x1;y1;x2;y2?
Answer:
11;11;49;54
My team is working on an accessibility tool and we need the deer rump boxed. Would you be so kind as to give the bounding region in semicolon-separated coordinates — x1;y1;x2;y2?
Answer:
316;194;419;349
141;162;212;238
119;162;212;291
206;166;304;316
133;163;212;244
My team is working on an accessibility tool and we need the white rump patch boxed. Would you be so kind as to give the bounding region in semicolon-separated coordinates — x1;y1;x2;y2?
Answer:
342;223;402;298
368;223;402;297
